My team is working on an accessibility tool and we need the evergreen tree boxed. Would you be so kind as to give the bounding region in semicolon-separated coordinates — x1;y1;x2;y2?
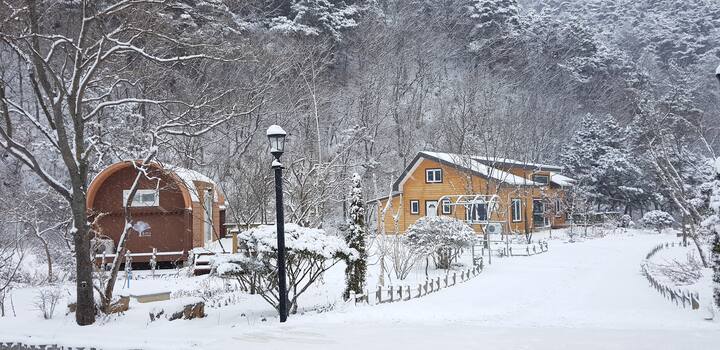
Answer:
561;114;641;211
344;173;367;298
708;158;720;309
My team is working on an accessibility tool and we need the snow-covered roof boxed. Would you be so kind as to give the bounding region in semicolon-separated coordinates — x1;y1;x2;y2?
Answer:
164;164;220;202
419;151;539;186
549;171;575;187
471;156;563;171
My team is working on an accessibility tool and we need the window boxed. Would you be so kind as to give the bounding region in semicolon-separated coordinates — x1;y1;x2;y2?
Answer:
511;199;522;222
410;200;420;214
123;189;159;207
442;199;452;214
466;203;487;222
425;168;443;183
555;199;562;216
532;174;549;185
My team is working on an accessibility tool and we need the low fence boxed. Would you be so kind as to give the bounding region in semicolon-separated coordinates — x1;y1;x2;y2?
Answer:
476;241;548;259
0;342;98;350
347;261;483;306
641;241;700;310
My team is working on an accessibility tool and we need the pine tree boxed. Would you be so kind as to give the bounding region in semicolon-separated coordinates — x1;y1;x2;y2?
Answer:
344;173;367;298
709;158;720;309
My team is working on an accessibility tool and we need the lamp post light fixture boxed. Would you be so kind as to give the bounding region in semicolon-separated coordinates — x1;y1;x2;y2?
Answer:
266;125;288;322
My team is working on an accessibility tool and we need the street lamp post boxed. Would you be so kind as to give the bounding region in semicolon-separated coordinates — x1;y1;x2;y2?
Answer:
267;125;288;322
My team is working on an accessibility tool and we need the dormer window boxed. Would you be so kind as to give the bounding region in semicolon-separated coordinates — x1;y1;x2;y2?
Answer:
532;174;549;185
426;168;442;183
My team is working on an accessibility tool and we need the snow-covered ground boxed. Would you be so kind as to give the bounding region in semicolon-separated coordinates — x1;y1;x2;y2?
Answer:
1;229;718;349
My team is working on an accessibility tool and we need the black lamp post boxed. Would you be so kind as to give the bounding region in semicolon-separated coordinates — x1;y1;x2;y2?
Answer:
266;124;288;322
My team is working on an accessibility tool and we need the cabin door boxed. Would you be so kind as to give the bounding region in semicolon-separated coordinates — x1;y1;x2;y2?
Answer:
204;188;213;244
425;201;438;217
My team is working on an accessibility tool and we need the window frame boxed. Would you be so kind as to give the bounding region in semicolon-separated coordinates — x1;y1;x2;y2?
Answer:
425;168;443;183
465;202;488;223
532;174;549;185
410;200;420;214
511;198;522;222
123;189;159;207
555;199;562;217
442;199;452;214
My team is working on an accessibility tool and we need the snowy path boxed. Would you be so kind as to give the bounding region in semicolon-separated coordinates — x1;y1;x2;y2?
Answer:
2;233;718;349
222;233;719;350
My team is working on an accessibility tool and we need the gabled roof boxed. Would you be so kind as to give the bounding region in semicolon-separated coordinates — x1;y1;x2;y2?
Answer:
392;151;543;191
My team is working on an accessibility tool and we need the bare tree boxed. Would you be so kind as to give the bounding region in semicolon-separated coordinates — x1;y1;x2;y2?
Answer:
0;0;254;325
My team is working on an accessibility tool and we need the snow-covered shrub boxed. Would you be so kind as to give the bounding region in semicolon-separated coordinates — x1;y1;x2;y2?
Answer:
405;216;476;270
34;285;62;319
642;210;675;233
212;224;357;314
619;214;633;228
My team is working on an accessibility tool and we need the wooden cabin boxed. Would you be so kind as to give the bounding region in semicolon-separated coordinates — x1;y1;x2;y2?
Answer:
87;161;227;263
373;151;575;235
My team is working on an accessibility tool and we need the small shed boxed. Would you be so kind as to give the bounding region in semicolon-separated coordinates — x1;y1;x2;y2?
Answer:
87;161;227;263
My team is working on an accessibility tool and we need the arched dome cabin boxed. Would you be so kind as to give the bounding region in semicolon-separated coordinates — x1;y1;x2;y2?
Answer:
87;161;227;264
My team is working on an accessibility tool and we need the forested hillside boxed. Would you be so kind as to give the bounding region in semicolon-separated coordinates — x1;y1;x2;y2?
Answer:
1;0;720;329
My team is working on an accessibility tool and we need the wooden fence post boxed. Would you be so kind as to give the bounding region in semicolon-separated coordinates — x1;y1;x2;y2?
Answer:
424;280;429;295
444;275;449;288
406;285;411;300
418;284;423;298
349;291;356;305
453;273;457;286
231;231;238;254
376;285;382;304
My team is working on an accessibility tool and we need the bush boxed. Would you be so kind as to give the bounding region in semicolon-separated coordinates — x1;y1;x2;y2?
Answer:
35;285;62;319
211;224;357;314
405;216;476;270
642;210;675;233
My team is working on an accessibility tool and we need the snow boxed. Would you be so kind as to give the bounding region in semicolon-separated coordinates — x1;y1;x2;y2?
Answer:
472;155;562;171
716;63;720;76
549;171;576;187
234;224;358;259
420;151;541;186
265;124;286;136
164;164;220;203
1;230;718;349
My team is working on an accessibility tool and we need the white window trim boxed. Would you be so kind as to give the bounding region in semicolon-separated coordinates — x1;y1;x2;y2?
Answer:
511;199;522;222
123;189;159;207
425;168;442;183
555;199;562;217
410;200;420;214
442;199;452;214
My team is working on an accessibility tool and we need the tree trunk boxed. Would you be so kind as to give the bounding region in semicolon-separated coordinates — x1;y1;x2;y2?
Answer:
71;203;95;325
38;237;53;283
